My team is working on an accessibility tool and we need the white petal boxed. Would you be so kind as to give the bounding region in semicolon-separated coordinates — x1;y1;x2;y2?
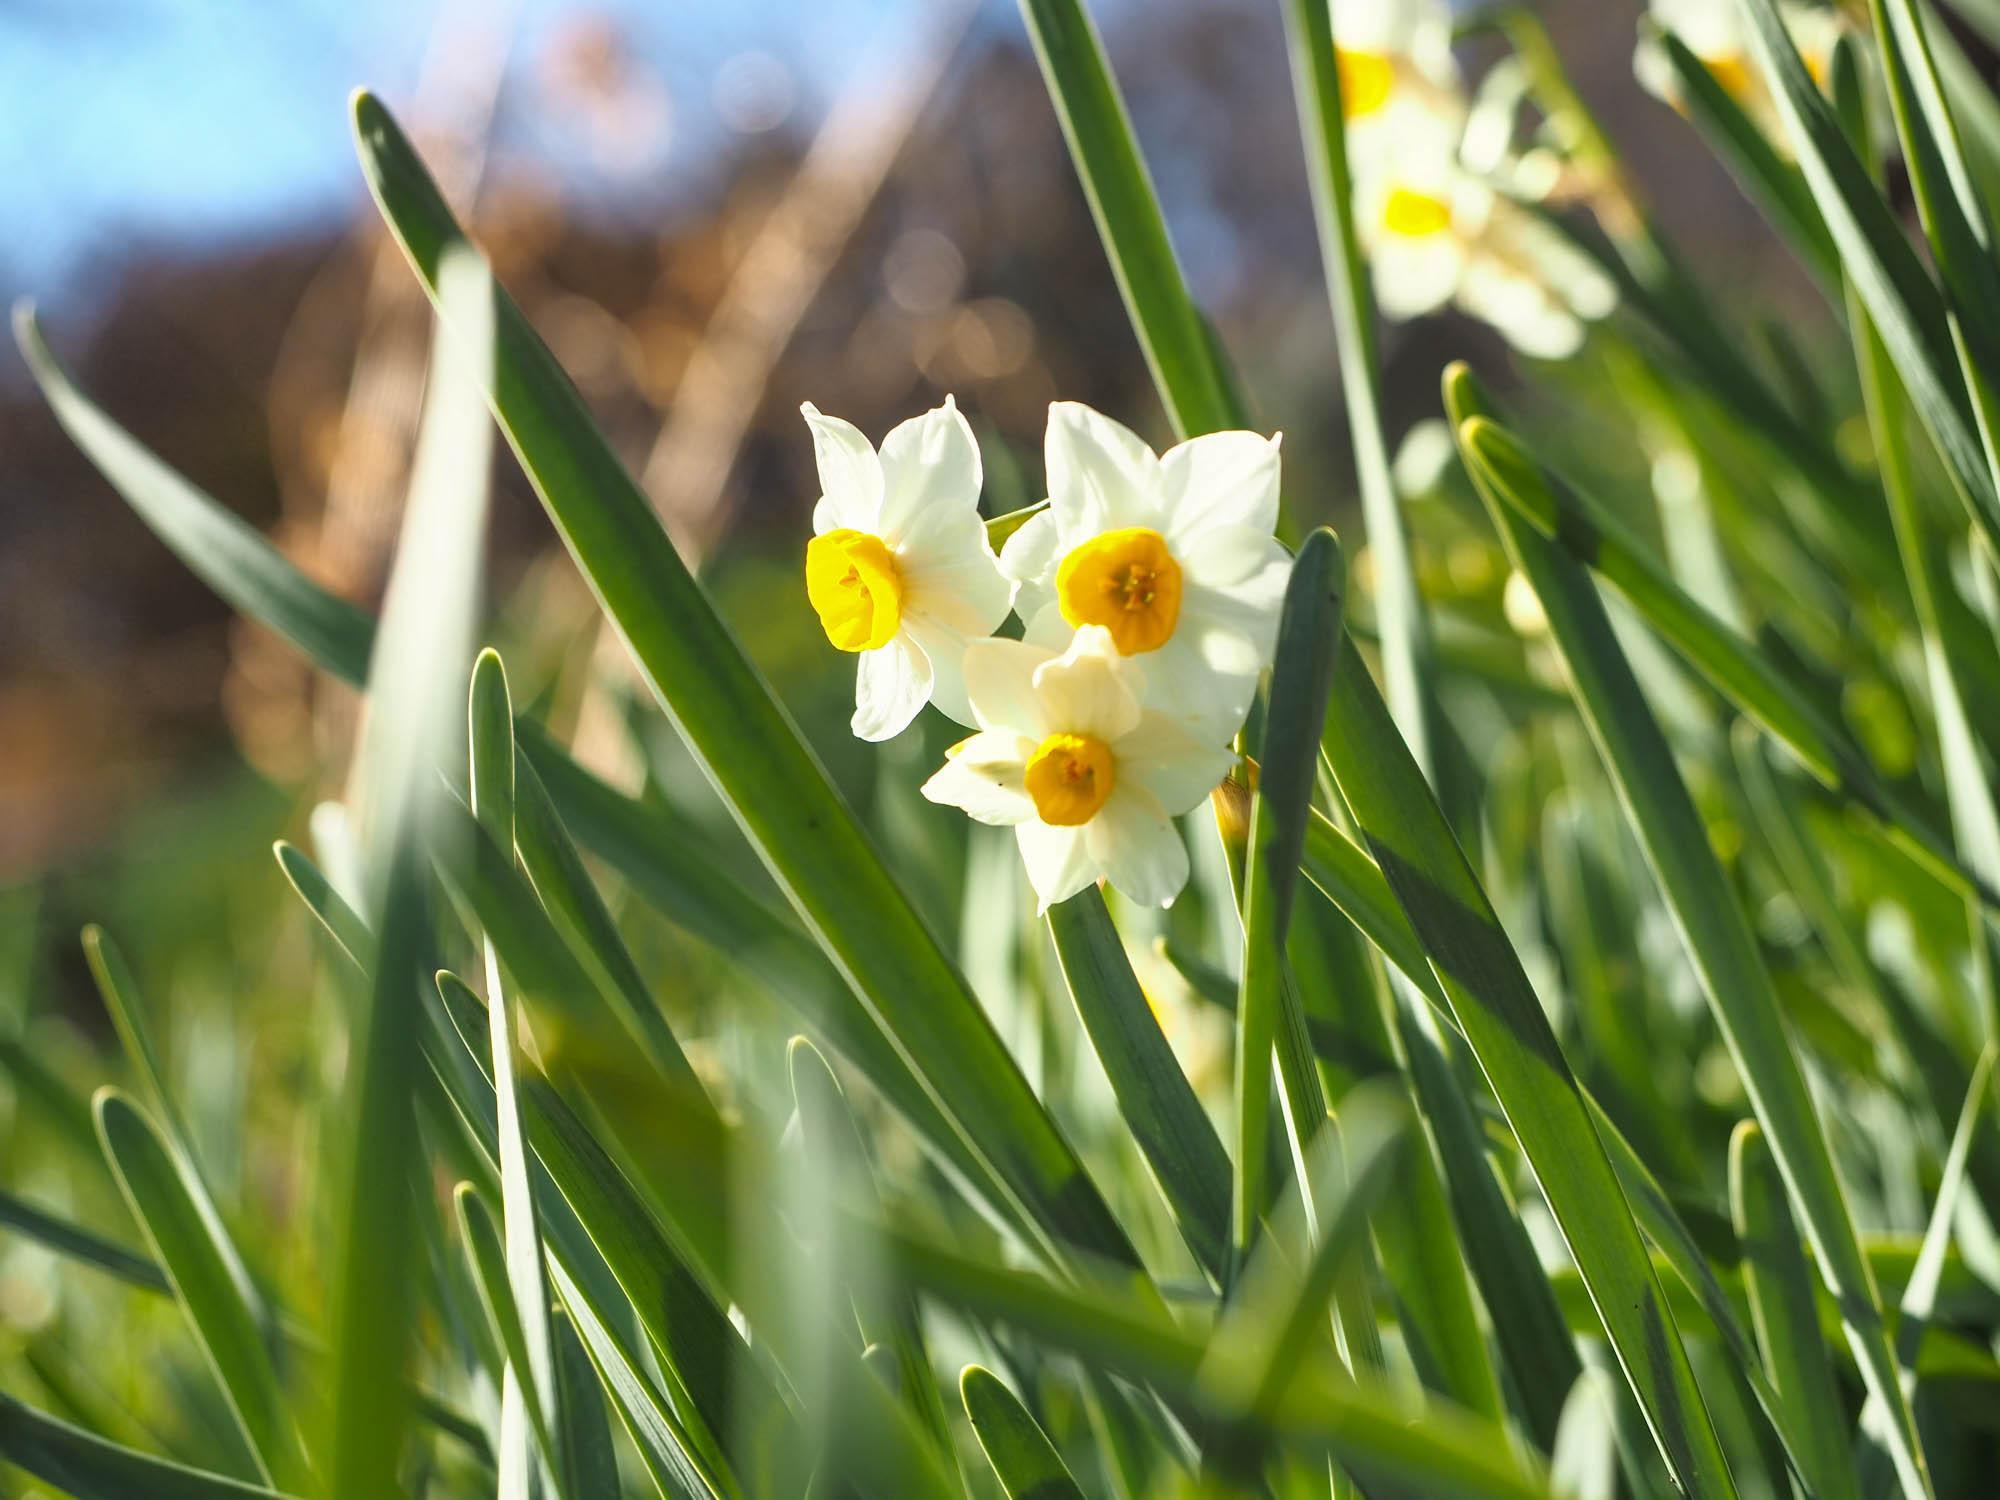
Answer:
899;508;1011;640
1181;524;1292;591
851;634;931;742
1115;713;1236;816
1044;401;1162;535
802;403;883;532
963;638;1056;737
921;731;1036;825
1019;600;1076;653
1372;232;1466;319
998;507;1059;584
1032;626;1144;741
1158;429;1282;544
902;612;981;726
1085;786;1190;909
1129;631;1259;743
877;395;983;547
1017;821;1099;914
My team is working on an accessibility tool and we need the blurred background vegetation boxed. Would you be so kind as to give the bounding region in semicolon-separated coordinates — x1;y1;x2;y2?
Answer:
3;1;1979;1486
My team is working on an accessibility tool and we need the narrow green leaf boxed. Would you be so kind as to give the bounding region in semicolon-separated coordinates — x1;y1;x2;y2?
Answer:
12;304;374;687
453;1184;562;1491
1047;888;1231;1283
787;1036;959;1469
1585;1094;1817;1495
0;1391;294;1500
1279;0;1437;769
887;1223;1554;1500
1014;0;1242;438
1318;624;1734;1492
321;244;493;1500
1461;412;1989;910
468;652;570;1497
433;970;755;1496
1734;0;2000;567
81;926;196;1156
1646;21;1837;291
0;1186;169;1292
1215;1085;1407;1420
1730;1122;1865;1500
1453;386;1930;1500
272;841;369;972
1235;530;1346;1269
1867;0;2000;491
551;1308;619;1500
1852;263;2000;1060
960;1365;1084;1500
351;87;1137;1279
511;747;705;1093
94;1089;313;1493
1893;1046;1996;1367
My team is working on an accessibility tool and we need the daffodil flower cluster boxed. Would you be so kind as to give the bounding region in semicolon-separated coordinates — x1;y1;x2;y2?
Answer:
1635;0;1842;149
803;398;1289;912
1335;0;1615;358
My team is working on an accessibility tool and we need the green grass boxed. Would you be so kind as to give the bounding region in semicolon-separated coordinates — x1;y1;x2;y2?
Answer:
7;3;2000;1496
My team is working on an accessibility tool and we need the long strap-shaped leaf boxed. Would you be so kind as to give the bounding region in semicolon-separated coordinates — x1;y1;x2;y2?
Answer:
1471;400;1996;911
348;89;1137;1281
1733;0;2000;565
885;1220;1554;1500
1645;21;1837;295
1299;819;1569;1440
1046;888;1231;1283
960;1366;1085;1500
1731;1122;1864;1500
468;651;572;1498
1453;393;1931;1500
0;1391;296;1500
1279;0;1438;769
321;245;493;1500
1234;530;1345;1265
788;1038;959;1470
94;1090;314;1494
1318;635;1734;1494
1015;0;1242;439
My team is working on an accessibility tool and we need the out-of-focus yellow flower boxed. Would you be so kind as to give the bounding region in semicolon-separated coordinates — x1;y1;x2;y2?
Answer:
1636;0;1843;148
1359;134;1617;359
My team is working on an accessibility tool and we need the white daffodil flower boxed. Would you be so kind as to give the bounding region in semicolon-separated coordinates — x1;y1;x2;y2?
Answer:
1359;136;1616;360
1331;0;1463;147
803;397;1011;742
998;402;1291;743
921;625;1236;913
1636;0;1842;147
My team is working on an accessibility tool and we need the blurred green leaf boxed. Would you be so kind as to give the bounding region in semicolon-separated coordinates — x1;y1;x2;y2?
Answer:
0;1392;295;1500
95;1090;313;1493
13;305;374;687
1731;1121;1863;1500
960;1366;1084;1500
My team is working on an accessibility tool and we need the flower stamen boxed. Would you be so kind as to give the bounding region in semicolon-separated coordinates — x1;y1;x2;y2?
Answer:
806;528;903;652
1055;526;1183;654
1024;731;1116;826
